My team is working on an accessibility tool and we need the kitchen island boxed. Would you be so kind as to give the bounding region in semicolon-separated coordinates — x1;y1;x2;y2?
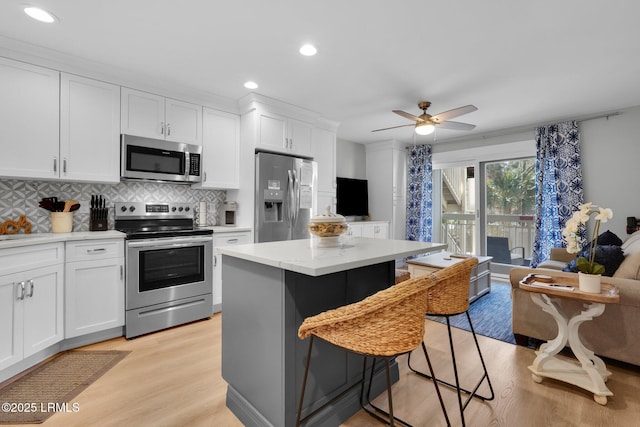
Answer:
219;237;446;427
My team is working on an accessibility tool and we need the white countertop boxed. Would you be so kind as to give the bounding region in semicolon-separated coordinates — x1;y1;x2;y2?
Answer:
219;237;447;276
0;230;126;250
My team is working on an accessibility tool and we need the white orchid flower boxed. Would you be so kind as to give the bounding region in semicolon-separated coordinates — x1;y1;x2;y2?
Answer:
573;210;590;224
596;207;613;223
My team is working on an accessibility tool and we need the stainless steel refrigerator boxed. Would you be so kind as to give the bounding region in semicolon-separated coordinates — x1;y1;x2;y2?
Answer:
255;152;317;242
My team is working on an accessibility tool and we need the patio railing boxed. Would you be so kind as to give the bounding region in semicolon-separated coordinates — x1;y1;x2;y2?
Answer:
441;213;535;259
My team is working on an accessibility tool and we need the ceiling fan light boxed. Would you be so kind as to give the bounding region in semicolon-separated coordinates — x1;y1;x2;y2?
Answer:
24;6;58;23
415;123;435;135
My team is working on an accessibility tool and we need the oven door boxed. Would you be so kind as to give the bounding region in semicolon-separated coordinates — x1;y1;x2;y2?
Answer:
126;235;213;310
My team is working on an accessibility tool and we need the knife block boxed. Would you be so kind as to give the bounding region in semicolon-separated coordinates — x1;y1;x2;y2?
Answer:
89;208;108;231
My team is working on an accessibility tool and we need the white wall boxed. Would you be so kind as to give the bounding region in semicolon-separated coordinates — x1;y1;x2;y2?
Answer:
336;138;366;179
580;106;640;238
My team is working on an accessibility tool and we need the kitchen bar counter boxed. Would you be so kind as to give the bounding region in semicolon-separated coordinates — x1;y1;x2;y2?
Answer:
0;230;125;249
218;237;445;276
221;238;446;427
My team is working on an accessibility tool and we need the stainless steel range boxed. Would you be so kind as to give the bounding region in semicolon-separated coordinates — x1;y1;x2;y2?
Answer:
115;202;213;339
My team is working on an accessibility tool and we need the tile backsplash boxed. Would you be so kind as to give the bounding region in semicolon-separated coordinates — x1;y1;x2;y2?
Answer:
0;179;226;233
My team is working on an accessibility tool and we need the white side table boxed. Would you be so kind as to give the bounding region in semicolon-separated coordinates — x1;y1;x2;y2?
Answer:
519;274;620;405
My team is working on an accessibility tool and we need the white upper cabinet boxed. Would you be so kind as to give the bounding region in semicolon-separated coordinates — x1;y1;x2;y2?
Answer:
257;111;312;157
199;108;240;189
311;126;337;215
165;98;203;144
312;127;336;194
60;73;121;183
287;118;313;156
0;57;59;180
121;87;202;145
120;88;165;139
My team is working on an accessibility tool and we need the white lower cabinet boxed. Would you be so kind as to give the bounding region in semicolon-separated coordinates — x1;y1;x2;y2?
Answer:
213;231;251;312
0;244;64;372
363;222;389;239
64;240;125;338
347;221;389;239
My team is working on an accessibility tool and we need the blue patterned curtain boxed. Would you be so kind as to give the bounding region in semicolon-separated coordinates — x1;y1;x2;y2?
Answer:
530;121;583;267
406;144;432;241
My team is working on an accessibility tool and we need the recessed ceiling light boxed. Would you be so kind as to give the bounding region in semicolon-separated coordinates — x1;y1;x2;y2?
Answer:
299;44;317;56
244;81;258;90
24;6;58;23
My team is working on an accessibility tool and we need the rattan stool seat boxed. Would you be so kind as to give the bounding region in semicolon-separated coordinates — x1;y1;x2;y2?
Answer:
298;276;430;356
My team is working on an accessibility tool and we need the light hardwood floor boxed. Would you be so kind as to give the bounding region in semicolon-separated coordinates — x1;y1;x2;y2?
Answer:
9;314;640;427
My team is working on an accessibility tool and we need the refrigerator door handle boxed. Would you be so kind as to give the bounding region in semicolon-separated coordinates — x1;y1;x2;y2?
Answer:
292;169;300;227
287;169;295;226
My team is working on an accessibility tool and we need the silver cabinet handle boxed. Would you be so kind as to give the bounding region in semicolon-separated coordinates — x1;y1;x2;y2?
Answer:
63;158;67;174
16;282;25;301
53;158;57;173
226;238;239;244
160;121;165;135
167;123;171;136
120;265;124;281
86;248;107;254
27;280;34;298
213;255;217;267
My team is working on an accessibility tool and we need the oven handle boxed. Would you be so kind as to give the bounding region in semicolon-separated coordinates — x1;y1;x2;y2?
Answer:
127;236;212;248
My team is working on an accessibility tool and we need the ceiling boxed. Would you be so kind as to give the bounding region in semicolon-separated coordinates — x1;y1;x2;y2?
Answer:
1;0;639;145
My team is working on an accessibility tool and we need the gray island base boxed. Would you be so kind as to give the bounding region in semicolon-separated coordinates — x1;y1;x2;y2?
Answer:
220;237;446;427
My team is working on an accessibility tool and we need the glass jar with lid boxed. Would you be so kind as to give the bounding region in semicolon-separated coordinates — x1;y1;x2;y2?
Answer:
308;206;348;247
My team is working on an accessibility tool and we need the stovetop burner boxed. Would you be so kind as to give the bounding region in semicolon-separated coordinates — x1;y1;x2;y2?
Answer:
114;202;213;239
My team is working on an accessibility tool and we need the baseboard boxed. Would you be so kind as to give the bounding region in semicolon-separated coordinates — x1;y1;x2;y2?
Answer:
491;272;510;284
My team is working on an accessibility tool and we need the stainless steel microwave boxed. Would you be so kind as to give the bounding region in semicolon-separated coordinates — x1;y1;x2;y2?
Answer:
121;135;202;183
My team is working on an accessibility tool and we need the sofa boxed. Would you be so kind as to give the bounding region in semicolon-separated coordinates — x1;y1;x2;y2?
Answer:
510;246;640;366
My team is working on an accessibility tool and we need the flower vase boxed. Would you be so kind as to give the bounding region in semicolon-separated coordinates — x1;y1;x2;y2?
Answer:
578;272;601;294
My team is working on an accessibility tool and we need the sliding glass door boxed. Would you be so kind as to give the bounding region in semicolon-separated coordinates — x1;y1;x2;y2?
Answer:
484;158;536;266
437;157;536;267
440;165;477;254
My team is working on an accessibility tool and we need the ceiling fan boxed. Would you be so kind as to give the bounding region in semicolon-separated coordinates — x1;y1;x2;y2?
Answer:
372;101;477;135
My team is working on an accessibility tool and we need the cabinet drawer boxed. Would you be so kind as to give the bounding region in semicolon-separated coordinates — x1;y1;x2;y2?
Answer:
477;260;491;275
65;239;124;262
214;232;251;249
0;243;64;276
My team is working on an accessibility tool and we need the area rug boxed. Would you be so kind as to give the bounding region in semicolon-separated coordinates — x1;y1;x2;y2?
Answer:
0;350;130;424
427;282;516;344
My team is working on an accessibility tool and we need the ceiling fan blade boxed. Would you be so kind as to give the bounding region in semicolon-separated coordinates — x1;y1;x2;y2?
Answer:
371;123;415;132
392;110;423;122
430;105;477;123
437;120;476;131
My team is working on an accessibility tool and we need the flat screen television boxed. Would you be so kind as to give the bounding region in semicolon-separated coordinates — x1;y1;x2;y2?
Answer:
336;177;368;217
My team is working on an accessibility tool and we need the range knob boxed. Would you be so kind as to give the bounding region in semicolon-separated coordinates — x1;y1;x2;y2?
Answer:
120;206;127;212
129;206;136;212
185;206;190;212
171;206;177;212
178;207;184;212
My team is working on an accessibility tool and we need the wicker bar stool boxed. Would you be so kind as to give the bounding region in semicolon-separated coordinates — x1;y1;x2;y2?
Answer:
296;275;450;427
407;257;494;427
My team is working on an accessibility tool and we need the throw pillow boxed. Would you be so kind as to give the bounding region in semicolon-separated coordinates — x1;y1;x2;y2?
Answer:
597;230;623;246
562;244;625;277
613;252;640;280
622;230;640;255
